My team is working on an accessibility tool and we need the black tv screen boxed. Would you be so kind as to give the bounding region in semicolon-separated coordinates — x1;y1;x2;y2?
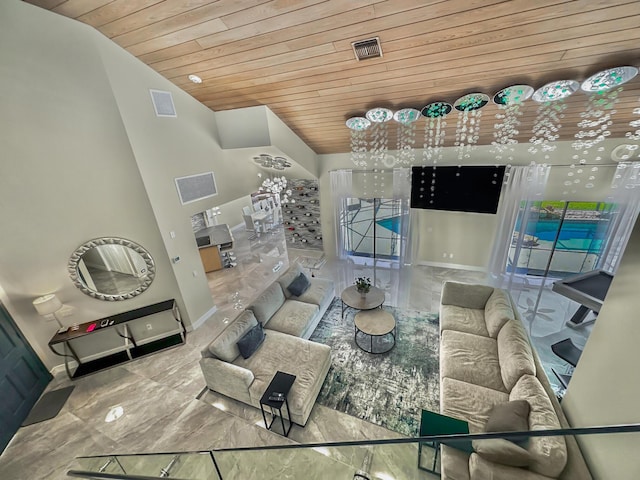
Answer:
410;166;505;214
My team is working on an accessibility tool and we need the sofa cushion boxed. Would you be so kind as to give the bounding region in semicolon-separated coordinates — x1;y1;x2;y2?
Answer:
441;377;510;433
237;322;266;359
277;262;305;298
441;282;495;309
510;375;567;478
265;299;318;337
287;272;311;297
472;439;531;467
469;453;548;480
249;282;286;326
441;330;507;392
484;289;514;338
485;400;530;437
208;310;258;362
441;446;471;480
497;320;536;391
236;330;331;425
292;277;333;308
440;305;489;336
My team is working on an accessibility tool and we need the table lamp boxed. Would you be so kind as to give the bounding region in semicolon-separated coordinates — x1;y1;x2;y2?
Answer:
33;294;64;329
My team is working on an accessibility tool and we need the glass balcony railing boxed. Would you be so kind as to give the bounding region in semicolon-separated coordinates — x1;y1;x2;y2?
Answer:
66;423;640;480
71;452;220;479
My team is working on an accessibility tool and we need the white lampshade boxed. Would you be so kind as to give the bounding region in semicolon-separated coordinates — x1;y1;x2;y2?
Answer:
33;294;63;316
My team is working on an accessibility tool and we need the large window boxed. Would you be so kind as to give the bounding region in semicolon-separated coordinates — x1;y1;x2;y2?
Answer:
342;198;404;260
509;201;615;278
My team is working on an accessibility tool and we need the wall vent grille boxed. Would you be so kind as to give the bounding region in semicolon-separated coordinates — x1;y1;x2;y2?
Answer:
351;37;382;61
175;172;217;205
149;89;177;117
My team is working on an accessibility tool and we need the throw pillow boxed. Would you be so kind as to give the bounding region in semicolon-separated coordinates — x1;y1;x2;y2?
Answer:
485;400;530;445
472;438;532;467
236;322;266;360
486;400;530;432
287;272;311;297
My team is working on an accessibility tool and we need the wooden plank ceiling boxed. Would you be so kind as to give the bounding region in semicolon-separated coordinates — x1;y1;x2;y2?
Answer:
25;0;640;156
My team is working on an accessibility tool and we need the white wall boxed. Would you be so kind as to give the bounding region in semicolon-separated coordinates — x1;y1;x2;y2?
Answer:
266;108;319;177
95;35;229;326
0;1;182;368
0;0;270;369
562;217;640;479
215;106;271;149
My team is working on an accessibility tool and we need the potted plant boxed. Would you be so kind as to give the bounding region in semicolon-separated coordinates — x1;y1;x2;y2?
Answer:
354;277;372;298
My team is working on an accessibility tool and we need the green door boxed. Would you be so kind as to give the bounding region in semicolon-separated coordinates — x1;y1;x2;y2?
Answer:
0;302;52;452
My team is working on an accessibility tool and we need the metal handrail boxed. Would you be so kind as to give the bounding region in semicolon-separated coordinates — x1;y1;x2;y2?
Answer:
74;422;640;459
210;422;640;452
67;472;182;480
68;423;640;479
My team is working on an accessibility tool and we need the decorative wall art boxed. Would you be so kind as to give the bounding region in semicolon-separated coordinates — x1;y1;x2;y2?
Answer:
282;179;323;250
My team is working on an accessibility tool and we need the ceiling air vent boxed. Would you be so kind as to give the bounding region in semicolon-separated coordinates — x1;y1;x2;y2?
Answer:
352;37;382;61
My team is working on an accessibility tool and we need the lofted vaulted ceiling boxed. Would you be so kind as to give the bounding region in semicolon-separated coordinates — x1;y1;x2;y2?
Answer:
24;0;640;155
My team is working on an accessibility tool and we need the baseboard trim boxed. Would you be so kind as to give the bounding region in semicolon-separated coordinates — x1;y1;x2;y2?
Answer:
189;305;217;331
50;360;79;377
416;260;487;272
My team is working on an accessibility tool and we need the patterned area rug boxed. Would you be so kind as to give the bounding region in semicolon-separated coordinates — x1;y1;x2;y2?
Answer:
310;298;440;437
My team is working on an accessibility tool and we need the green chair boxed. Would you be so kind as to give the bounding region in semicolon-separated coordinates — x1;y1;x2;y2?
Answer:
418;410;472;474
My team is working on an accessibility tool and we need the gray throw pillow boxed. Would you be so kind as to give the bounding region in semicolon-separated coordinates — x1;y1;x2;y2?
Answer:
485;400;530;445
236;322;265;359
287;272;311;297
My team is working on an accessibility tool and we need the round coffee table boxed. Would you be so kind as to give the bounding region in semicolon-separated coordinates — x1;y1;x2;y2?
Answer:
341;285;385;318
354;309;396;354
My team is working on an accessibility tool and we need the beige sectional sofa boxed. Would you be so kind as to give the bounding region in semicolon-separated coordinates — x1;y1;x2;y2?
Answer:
439;281;592;480
200;263;334;426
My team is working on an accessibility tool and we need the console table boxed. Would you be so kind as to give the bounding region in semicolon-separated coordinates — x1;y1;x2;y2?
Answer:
48;299;185;379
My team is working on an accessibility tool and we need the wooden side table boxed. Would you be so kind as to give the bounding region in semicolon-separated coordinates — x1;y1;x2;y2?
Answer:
341;285;385;318
354;309;396;354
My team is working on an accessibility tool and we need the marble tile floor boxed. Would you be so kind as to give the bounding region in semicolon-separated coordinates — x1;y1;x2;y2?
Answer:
1;224;591;479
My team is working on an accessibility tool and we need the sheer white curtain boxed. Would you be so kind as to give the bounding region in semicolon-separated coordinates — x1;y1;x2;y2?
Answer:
488;164;550;289
597;162;640;272
392;168;413;266
330;169;353;260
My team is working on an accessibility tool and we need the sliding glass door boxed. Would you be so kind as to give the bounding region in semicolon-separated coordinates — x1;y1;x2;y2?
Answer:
342;198;404;260
509;200;615;278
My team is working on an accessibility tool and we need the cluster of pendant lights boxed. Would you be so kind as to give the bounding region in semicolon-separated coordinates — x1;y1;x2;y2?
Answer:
252;153;292;171
345;66;639;160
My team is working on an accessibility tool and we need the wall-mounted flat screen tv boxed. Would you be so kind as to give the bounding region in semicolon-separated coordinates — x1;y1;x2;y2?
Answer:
410;166;506;214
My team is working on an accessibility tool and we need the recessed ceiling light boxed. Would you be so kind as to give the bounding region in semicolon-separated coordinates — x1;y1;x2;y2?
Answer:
453;93;490;112
188;74;202;84
581;66;638;93
393;108;421;124
493;85;534;105
532;80;579;102
421;101;452;118
345;117;371;131
365;107;393;123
